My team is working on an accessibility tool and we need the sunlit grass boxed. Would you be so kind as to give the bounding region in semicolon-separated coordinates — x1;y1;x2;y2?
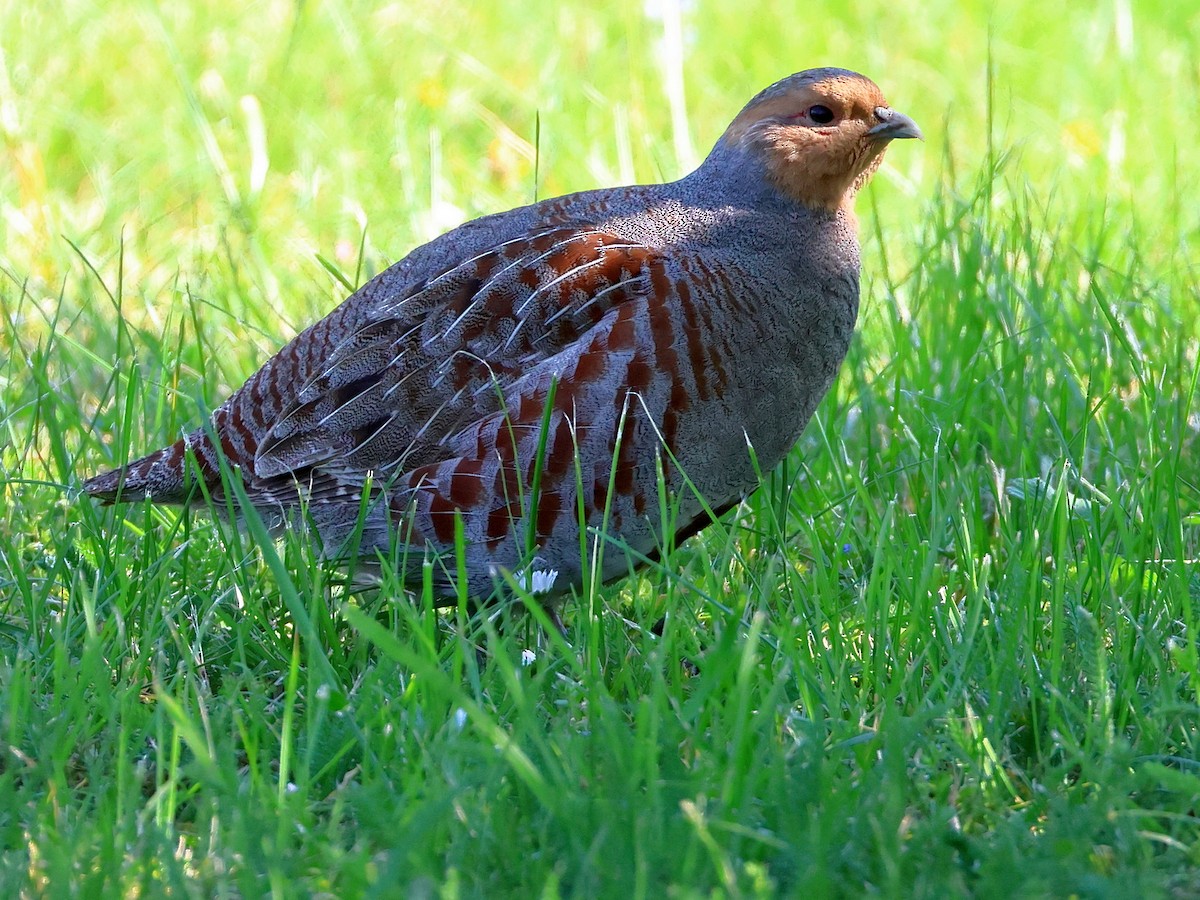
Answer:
2;0;1200;894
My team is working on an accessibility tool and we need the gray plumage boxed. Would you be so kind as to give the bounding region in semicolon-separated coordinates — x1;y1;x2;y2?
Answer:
83;68;921;601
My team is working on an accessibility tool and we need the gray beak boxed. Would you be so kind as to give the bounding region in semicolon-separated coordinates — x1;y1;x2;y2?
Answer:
869;107;924;141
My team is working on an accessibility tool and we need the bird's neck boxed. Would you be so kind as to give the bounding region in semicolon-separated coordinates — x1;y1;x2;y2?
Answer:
680;138;858;226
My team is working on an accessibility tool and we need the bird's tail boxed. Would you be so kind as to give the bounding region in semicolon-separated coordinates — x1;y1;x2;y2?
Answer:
82;430;219;505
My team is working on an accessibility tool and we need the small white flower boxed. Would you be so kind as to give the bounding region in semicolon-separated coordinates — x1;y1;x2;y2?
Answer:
521;648;537;667
452;708;468;731
526;568;559;595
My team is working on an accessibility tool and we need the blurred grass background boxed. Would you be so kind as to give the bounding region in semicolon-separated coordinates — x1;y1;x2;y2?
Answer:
3;0;1200;895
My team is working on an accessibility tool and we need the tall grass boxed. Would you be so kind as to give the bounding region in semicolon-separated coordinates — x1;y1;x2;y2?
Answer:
2;0;1199;894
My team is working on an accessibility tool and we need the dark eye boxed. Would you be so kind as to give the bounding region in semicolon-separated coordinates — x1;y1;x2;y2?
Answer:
807;104;835;125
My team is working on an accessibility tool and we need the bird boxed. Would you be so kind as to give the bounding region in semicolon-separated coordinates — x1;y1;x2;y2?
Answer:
83;67;921;606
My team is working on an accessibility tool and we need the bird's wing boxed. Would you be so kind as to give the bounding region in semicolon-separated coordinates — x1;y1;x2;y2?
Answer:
252;225;667;482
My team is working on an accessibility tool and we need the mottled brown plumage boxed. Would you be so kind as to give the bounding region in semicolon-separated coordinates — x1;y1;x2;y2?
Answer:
83;68;921;601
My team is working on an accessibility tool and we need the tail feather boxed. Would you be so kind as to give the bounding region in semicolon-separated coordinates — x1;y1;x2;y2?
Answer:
82;433;216;505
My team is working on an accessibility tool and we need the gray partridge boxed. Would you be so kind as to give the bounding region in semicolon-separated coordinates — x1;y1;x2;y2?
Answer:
83;67;921;602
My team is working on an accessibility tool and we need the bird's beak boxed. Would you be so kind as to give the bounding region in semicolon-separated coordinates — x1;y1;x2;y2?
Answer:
869;107;923;141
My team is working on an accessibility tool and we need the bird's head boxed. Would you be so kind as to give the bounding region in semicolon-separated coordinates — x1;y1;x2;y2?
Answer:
720;68;922;212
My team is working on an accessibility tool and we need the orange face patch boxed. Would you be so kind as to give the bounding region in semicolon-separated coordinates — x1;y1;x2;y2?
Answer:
720;74;901;211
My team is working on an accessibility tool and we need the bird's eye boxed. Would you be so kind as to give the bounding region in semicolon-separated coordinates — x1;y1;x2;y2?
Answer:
807;105;835;125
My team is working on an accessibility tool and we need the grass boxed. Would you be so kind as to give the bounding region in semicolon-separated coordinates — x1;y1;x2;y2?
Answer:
3;0;1200;895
